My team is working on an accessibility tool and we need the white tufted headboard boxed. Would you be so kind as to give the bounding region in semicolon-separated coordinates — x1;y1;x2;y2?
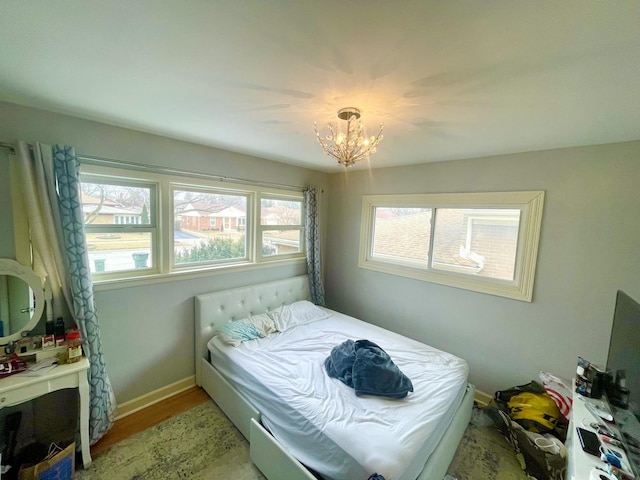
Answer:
194;275;310;385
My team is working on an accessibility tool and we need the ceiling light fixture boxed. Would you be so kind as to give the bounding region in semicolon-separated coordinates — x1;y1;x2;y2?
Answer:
314;107;384;167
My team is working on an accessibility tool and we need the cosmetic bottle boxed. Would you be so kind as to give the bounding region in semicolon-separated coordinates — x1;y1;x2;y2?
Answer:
45;318;55;336
55;317;65;347
66;329;83;363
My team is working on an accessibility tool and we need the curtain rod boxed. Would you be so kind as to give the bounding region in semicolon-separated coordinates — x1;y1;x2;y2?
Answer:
78;153;305;191
0;141;304;191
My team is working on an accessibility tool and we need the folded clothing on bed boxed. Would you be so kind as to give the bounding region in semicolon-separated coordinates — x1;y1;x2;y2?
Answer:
324;339;414;399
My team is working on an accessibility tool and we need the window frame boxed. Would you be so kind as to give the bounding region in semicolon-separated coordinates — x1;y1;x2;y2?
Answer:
79;164;305;286
257;193;305;261
81;172;160;280
170;183;253;271
358;191;545;302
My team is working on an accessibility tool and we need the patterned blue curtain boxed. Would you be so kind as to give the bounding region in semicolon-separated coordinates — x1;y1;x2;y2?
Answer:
304;186;325;306
52;145;116;444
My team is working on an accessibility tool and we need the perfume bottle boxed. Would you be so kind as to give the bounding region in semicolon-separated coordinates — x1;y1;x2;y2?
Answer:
55;317;65;347
45;318;55;336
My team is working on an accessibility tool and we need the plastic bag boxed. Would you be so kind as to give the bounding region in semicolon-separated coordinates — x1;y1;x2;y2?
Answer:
490;408;567;480
539;371;572;420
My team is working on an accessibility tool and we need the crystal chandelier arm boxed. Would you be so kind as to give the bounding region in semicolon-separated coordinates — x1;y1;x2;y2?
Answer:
342;123;384;166
314;109;384;167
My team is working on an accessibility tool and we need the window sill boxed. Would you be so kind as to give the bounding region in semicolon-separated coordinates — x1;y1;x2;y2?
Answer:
92;257;306;292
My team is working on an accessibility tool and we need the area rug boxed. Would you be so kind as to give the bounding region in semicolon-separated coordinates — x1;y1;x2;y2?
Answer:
74;401;527;480
448;415;529;480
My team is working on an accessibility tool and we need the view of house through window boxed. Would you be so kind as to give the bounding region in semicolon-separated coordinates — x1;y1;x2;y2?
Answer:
360;192;544;301
432;208;520;280
371;207;519;279
372;207;432;267
260;197;303;257
80;166;305;282
81;180;155;274
173;189;248;265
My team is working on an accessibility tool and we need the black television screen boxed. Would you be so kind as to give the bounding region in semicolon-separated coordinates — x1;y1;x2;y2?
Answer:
606;290;640;417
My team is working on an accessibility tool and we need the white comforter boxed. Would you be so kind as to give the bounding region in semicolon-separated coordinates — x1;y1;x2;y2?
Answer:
208;308;468;480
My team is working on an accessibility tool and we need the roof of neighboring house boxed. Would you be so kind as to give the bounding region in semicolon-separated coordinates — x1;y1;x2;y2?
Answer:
263;229;299;243
82;204;141;215
179;202;246;218
81;192;120;206
81;192;142;216
209;205;245;218
372;210;482;268
372;211;431;264
261;205;301;225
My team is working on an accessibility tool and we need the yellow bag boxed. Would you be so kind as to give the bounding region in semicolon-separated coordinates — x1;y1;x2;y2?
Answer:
508;392;561;432
17;442;75;480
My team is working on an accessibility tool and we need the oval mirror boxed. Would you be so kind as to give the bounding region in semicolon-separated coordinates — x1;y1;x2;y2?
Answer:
0;258;45;344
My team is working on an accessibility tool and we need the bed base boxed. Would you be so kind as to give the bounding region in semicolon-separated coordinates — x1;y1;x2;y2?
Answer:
202;356;473;480
415;383;474;480
200;355;316;479
250;418;318;480
200;358;259;440
195;275;474;480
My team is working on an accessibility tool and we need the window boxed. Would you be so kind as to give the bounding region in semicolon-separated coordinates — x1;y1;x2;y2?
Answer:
81;177;157;276
173;188;249;267
259;196;304;258
80;165;304;283
431;208;520;280
359;191;544;301
372;207;432;268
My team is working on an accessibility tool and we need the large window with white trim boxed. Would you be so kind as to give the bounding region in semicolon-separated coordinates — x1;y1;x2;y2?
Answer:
359;191;544;301
80;165;304;283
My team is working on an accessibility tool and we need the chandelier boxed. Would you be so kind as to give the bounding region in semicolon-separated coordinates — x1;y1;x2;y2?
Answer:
314;107;384;167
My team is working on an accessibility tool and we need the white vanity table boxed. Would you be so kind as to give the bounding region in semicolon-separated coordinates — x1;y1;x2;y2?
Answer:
0;258;92;470
0;357;92;468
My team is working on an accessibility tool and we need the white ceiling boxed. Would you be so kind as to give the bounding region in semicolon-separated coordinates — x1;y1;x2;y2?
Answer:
1;1;639;172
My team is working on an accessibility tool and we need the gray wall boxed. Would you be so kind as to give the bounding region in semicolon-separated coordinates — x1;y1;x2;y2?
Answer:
0;101;329;403
324;141;640;396
3;98;639;403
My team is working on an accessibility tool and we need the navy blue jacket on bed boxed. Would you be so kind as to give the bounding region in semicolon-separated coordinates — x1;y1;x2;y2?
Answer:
324;339;414;399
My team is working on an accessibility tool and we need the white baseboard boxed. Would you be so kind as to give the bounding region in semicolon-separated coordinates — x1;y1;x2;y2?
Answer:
473;387;493;407
115;376;196;420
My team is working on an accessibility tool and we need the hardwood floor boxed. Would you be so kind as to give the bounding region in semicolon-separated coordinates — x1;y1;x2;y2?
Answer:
91;386;210;457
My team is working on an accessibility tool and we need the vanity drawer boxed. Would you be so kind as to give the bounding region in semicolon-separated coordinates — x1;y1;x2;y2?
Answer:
0;364;82;408
0;381;50;407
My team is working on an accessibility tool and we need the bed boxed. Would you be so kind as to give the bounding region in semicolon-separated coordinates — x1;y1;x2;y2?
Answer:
194;275;474;480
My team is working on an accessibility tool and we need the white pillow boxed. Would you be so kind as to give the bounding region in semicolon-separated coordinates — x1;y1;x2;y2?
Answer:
215;313;276;347
216;320;261;347
269;300;331;332
246;312;278;336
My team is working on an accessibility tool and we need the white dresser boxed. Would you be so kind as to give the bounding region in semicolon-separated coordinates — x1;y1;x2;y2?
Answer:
0;357;92;468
